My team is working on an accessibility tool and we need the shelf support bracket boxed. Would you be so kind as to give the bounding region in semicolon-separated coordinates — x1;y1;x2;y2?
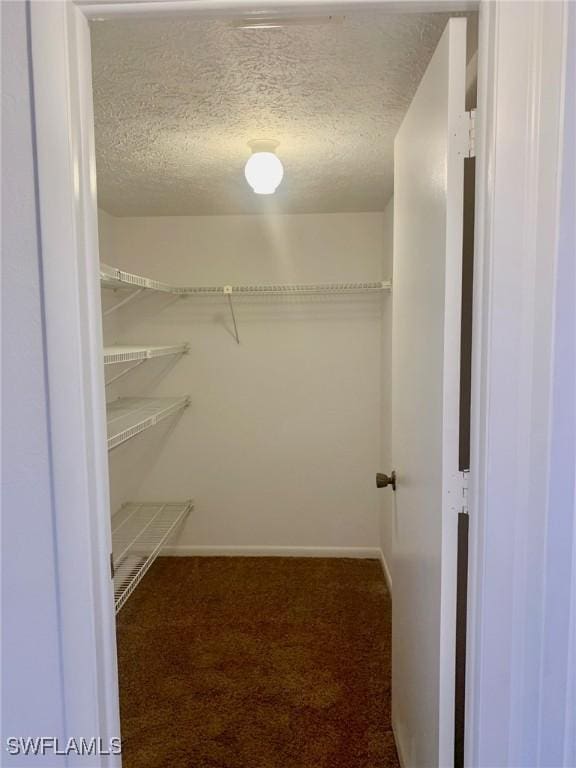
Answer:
224;286;240;344
103;287;145;316
104;358;146;387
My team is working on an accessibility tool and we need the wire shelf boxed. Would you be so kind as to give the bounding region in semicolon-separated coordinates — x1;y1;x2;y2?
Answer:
100;264;391;297
106;396;190;450
100;264;180;293
112;500;193;612
103;343;189;365
181;280;391;296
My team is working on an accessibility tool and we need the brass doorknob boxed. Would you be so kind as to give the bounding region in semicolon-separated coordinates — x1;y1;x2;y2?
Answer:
376;471;396;491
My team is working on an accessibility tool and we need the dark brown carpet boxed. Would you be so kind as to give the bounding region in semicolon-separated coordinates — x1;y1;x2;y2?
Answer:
116;557;399;768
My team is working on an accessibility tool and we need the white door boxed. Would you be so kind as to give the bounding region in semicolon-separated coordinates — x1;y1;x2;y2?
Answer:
391;17;468;768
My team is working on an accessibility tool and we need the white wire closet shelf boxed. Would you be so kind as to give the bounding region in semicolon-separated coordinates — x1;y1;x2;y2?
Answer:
103;343;189;365
100;263;391;296
100;264;180;293
106;396;190;451
180;280;391;296
112;500;193;612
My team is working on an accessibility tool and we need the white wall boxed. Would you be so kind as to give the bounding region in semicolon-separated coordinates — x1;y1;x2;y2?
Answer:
98;208;121;335
98;207;116;263
1;1;66;760
101;212;391;554
378;197;394;586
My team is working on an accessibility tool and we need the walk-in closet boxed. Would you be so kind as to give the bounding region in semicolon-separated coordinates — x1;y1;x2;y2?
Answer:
92;7;477;767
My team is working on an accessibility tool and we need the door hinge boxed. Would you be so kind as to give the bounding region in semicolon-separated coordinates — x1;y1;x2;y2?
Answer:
461;470;470;515
467;109;476;158
110;552;115;580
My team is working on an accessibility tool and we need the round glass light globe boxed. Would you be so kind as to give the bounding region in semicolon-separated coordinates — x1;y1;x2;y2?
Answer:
244;151;284;195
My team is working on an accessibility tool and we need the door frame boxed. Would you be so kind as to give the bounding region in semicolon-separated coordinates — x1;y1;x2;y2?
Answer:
27;0;573;765
465;3;574;765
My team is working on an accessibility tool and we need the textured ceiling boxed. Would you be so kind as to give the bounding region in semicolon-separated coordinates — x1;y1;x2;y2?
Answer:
91;12;455;216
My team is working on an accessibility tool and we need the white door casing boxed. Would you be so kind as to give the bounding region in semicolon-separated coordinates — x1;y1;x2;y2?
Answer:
391;17;467;767
28;2;121;763
465;2;575;765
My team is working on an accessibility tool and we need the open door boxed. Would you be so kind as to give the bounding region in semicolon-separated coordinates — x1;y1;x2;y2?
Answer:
391;17;470;767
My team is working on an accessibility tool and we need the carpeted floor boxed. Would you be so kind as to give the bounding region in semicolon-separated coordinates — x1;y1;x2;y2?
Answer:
116;557;399;768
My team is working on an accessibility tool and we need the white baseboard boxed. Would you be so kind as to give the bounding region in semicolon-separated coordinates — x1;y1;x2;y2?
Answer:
162;545;382;559
379;548;393;595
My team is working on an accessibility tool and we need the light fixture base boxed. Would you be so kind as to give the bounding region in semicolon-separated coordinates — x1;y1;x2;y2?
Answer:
248;139;279;153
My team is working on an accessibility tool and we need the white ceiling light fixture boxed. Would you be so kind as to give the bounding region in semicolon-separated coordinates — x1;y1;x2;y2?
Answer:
244;140;284;195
